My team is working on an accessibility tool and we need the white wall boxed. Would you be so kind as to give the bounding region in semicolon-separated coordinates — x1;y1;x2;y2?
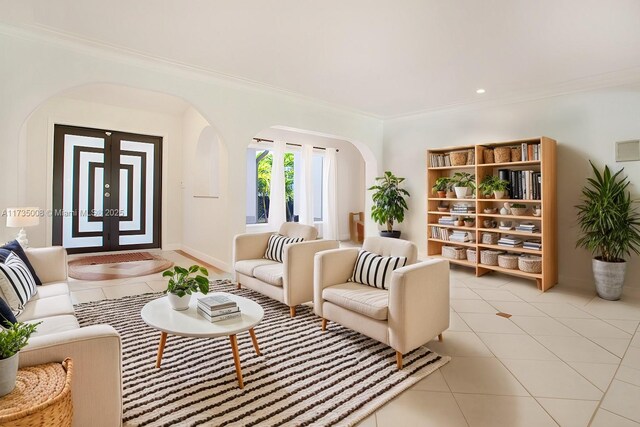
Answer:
383;87;640;291
21;96;185;250
0;26;382;271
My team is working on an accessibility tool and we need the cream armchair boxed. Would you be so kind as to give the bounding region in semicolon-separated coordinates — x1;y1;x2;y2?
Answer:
233;222;339;316
314;237;450;369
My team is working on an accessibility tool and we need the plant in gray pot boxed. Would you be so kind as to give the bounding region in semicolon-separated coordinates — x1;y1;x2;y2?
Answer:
0;320;39;396
163;265;210;310
576;161;640;300
369;171;410;238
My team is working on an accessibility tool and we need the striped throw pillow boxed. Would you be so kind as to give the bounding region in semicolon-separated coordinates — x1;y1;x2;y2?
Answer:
350;250;408;290
0;252;37;313
264;234;304;263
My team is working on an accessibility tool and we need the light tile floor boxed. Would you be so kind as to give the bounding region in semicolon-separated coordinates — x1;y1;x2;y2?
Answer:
68;251;640;426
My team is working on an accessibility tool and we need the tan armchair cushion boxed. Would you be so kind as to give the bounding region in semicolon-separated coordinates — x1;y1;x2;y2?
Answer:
253;263;284;287
279;222;318;241
322;282;389;321
234;259;279;277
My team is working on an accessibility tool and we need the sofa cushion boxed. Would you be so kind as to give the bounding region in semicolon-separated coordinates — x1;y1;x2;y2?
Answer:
323;282;389;320
27;315;79;337
264;234;303;263
349;250;407;290
17;294;75;322
253;263;284;287
0;251;38;313
235;259;280;277
1;240;42;286
30;282;70;300
0;297;16;328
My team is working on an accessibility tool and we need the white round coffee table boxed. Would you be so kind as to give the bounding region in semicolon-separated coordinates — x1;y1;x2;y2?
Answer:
141;292;264;388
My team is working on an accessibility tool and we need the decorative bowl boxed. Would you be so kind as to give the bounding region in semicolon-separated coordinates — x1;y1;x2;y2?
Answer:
437;206;449;212
483;208;497;214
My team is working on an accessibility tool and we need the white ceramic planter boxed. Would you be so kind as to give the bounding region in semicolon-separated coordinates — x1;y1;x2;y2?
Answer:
493;190;505;199
592;258;626;301
454;186;469;199
0;352;19;397
168;292;192;311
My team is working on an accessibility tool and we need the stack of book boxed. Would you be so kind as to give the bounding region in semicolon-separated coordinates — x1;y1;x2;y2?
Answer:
450;230;473;243
430;226;451;241
498;223;514;231
523;239;542;250
438;217;456;226
451;203;475;213
519;142;541;161
197;295;242;322
498;235;523;247
429;153;451;167
498;169;542;200
516;223;539;233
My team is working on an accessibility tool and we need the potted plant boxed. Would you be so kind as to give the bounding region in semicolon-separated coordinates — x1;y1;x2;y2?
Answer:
163;265;210;310
479;175;509;199
0;321;39;396
369;171;410;238
450;172;476;199
576;161;640;300
431;177;451;198
463;217;475;227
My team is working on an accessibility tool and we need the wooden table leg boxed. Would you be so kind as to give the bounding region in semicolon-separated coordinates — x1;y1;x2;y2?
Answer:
229;334;244;388
155;331;168;368
249;328;261;356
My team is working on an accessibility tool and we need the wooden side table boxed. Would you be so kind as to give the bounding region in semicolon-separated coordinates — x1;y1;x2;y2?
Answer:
0;358;73;427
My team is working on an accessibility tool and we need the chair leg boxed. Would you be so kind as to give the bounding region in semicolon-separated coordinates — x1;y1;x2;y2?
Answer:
396;351;403;369
438;333;443;342
321;318;327;331
237;283;242;290
290;306;296;317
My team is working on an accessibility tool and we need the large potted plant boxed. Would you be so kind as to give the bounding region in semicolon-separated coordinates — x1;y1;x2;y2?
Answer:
163;265;210;310
576;161;640;300
450;172;476;199
479;175;509;199
0;321;39;396
369;171;410;238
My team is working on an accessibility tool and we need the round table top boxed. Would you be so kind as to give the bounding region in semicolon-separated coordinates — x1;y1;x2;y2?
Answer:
141;292;264;338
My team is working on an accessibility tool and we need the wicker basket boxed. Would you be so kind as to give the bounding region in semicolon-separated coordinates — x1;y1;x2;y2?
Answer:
498;254;519;269
481;232;499;245
494;147;511;163
511;147;522;162
0;358;73;427
450;151;468;166
483;149;495;164
442;245;466;260
466;248;477;263
510;207;528;216
519;255;542;273
480;250;504;266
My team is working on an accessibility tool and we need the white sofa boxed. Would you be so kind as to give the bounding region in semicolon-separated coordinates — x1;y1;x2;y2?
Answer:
16;247;122;427
314;237;450;369
233;223;339;316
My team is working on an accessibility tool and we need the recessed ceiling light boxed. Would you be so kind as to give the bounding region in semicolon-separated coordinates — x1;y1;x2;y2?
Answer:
476;88;486;94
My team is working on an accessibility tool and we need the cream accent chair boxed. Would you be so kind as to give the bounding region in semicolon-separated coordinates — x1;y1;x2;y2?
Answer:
314;237;450;369
233;223;339;317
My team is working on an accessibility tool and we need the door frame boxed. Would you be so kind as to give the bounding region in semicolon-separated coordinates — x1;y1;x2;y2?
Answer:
52;124;163;254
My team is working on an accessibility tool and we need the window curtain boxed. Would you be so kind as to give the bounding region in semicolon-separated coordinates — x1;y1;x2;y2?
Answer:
268;141;286;228
322;148;339;239
298;145;315;225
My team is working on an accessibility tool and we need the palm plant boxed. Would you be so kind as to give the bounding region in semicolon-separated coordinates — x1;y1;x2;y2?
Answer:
369;171;410;232
576;161;640;262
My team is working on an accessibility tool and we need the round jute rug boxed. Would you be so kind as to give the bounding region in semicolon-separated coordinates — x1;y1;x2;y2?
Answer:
68;252;173;280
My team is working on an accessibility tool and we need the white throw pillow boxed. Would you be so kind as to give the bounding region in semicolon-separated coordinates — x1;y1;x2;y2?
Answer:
0;251;37;314
264;234;304;263
349;249;407;290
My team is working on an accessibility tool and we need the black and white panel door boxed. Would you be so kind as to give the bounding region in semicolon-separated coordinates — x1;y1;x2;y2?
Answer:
53;125;162;253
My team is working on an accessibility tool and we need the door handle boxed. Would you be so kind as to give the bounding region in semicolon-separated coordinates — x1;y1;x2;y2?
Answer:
105;192;111;198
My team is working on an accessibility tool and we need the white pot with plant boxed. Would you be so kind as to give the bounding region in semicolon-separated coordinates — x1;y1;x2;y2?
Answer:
479;175;509;199
450;172;475;199
163;265;210;310
576;162;640;300
0;321;40;396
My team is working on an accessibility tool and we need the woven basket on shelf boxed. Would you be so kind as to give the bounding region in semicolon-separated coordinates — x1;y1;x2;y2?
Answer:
510;207;528;216
483;149;495;164
450;151;468;166
442;245;466;260
466;248;476;263
519;255;542;273
481;232;499;245
480;250;504;266
511;147;522;162
498;254;519;269
494;147;511;163
0;358;73;427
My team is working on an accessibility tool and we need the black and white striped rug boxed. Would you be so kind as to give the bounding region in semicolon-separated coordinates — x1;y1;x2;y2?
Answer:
75;280;449;427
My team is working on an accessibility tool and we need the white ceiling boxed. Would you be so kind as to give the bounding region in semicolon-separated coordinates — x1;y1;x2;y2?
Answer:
3;0;640;118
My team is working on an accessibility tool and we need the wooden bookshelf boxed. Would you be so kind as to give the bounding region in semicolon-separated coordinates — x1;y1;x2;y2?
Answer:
426;137;557;291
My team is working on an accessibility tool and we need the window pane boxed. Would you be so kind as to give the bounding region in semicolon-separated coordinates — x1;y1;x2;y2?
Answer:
285;152;295;222
246;148;272;224
313;154;323;221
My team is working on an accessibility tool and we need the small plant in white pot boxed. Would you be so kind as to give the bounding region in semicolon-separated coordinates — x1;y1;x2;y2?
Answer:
576;162;640;300
479;175;509;199
163;265;210;310
450;172;475;199
0;320;39;396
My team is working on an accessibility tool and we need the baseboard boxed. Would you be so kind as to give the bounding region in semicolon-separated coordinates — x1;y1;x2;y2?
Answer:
180;245;231;273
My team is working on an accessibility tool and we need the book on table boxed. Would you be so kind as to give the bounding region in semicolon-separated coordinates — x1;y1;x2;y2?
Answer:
197;307;242;322
197;294;240;318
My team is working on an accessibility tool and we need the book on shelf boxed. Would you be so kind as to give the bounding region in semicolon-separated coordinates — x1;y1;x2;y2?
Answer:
516;222;539;233
504;169;541;200
523;239;542;250
197;307;242;322
498;225;514;230
518;142;541;162
450;231;474;243
430;153;451;167
430;226;451;241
